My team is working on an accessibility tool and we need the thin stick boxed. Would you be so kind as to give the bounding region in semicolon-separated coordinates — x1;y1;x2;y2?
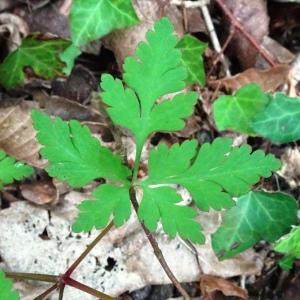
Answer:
64;277;116;300
200;4;231;76
215;0;277;67
34;283;58;300
64;221;114;277
129;187;191;300
207;28;235;77
58;284;65;300
5;272;58;283
171;0;231;76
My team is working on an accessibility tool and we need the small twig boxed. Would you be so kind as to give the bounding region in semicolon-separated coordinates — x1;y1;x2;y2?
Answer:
5;272;58;283
207;28;235;77
215;0;277;67
171;0;231;76
171;0;209;8
34;283;58;300
8;223;114;299
201;4;231;76
63;277;115;300
58;284;65;300
64;221;114;277
129;187;191;300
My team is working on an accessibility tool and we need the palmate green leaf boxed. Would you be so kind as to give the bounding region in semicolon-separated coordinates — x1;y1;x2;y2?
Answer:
73;184;131;232
32;110;130;187
274;226;300;270
252;93;300;143
0;35;70;89
100;18;198;147
212;192;298;260
0;271;19;300
70;0;138;46
176;34;207;86
0;151;33;188
138;186;204;243
213;84;269;135
143;138;281;211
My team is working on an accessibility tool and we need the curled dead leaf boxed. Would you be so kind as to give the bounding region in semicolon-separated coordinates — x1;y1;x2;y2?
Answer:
208;64;290;92
0;93;116;170
0;13;29;52
200;275;248;300
20;180;58;205
0;100;45;168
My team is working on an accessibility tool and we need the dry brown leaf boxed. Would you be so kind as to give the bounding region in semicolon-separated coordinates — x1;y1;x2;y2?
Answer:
103;0;184;68
0;13;29;52
185;7;207;34
222;0;269;69
24;3;70;39
200;275;248;300
20;180;58;205
40;95;103;122
0;94;115;169
0;100;45;168
51;65;97;103
259;36;295;66
174;115;201;138
0;0;11;11
278;148;300;189
208;64;290;92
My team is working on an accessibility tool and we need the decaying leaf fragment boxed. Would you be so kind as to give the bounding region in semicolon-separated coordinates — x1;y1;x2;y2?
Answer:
221;0;269;68
209;64;290;92
200;275;248;300
0;101;45;168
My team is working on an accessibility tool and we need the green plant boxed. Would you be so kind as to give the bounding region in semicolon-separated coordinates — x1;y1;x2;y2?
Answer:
0;0;206;92
0;271;19;300
22;17;296;298
0;152;33;299
213;83;300;143
213;83;300;268
1;17;298;300
0;150;33;188
274;226;300;270
0;35;70;89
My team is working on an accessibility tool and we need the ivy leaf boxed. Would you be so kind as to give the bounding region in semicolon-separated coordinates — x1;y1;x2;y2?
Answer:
213;84;269;135
176;34;207;86
138;186;204;243
144;138;281;211
60;44;81;75
274;226;300;270
212;192;298;260
100;18;197;148
252;93;300;143
274;226;300;258
70;0;138;47
32;110;130;187
278;255;295;271
0;271;19;300
0;35;70;89
73;184;131;232
0;151;33;188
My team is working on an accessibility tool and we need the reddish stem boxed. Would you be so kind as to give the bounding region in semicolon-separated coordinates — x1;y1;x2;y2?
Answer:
64;222;113;277
215;0;277;67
